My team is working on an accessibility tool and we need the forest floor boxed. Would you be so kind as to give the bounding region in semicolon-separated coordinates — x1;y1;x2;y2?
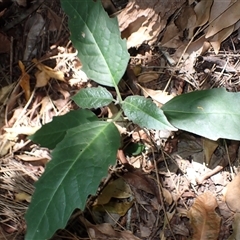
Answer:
0;0;240;239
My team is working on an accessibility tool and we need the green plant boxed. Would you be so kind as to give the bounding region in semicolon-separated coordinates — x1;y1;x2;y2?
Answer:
25;0;240;239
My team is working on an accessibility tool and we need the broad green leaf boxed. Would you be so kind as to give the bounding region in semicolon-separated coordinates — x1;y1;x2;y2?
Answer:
162;88;240;140
122;96;176;130
61;0;129;87
73;86;114;108
25;121;120;240
29;109;97;149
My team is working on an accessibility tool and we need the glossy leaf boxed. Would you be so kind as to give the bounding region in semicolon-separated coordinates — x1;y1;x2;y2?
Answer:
73;86;114;108
162;88;240;140
122;96;176;130
29;109;97;149
25;121;120;240
61;0;129;87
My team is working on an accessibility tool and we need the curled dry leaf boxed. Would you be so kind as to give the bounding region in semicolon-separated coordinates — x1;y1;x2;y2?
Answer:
118;0;185;48
138;72;160;83
32;58;65;87
35;70;50;88
19;60;31;101
225;172;240;212
188;191;221;240
93;178;132;206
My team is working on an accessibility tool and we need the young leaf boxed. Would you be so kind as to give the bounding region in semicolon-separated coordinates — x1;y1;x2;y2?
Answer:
25;121;120;240
73;86;114;108
29;109;97;149
61;0;129;87
122;96;176;130
162;88;240;140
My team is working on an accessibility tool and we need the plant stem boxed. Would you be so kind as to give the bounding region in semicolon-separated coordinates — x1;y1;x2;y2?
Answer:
114;83;123;104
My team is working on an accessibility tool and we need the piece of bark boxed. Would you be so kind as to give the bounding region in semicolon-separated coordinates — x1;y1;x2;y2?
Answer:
118;0;186;48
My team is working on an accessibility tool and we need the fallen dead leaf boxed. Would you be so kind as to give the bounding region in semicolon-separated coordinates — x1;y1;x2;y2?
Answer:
0;83;15;104
137;72;160;83
15;192;31;203
19;60;31;101
46;6;62;32
32;58;65;82
4;126;41;136
194;0;213;26
202;137;218;166
206;1;240;38
81;217;141;240
209;25;235;54
188;191;221;240
228;212;240;240
225;172;240;212
0;32;10;53
138;85;174;105
35;70;50;88
93;178;132;206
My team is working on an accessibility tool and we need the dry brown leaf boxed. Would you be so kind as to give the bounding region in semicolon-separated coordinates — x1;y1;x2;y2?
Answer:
16;154;49;164
139;85;174;105
194;0;213;26
93;178;132;206
0;135;15;157
162;188;173;205
122;171;154;195
161;22;182;48
138;72;160;83
175;5;196;38
0;83;15;104
225;172;240;212
188;192;221;240
32;58;65;82
206;1;240;38
4;126;41;136
209;0;232;23
35;70;50;88
202;137;218;166
209;25;235;54
107;103;127;134
46;7;62;31
132;128;149;142
81;218;141;240
228;213;240;240
118;0;185;48
15;192;31;203
19;60;31;101
93;200;133;216
0;32;10;53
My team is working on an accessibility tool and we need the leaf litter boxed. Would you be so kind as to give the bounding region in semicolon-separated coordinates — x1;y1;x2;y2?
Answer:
0;0;240;239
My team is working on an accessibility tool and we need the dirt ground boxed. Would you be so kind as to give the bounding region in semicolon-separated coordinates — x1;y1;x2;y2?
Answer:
0;0;240;239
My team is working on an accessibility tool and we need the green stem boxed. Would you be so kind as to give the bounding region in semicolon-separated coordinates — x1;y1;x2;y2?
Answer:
114;83;123;104
112;109;123;122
